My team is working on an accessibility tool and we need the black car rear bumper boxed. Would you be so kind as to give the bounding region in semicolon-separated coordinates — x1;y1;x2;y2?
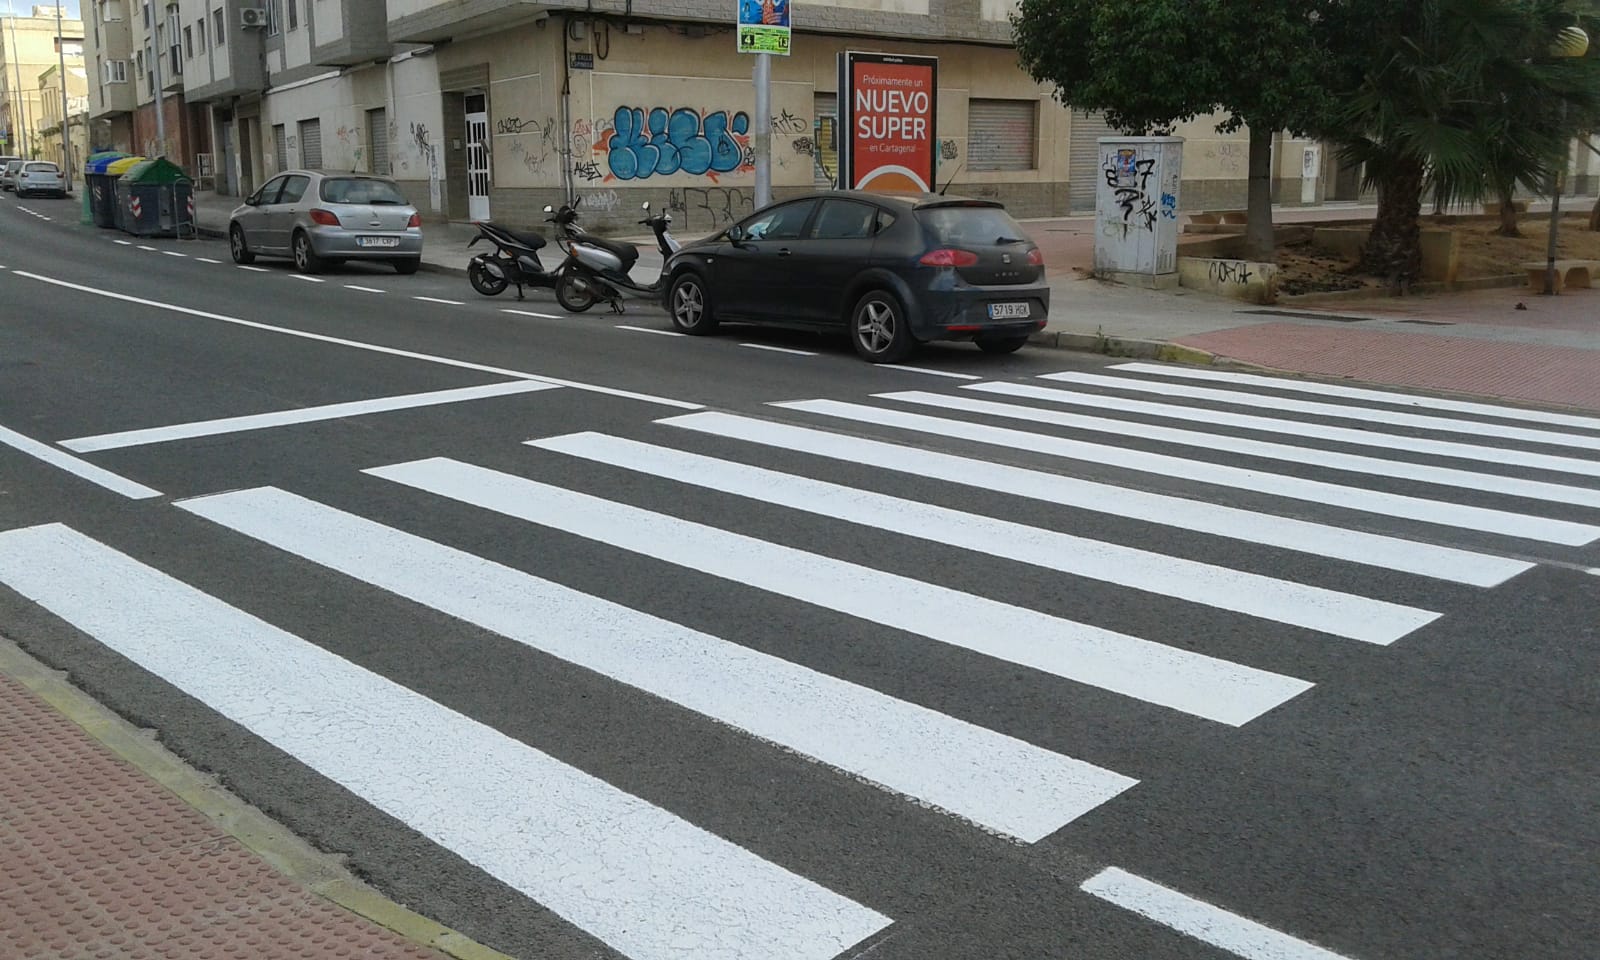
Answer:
907;283;1051;342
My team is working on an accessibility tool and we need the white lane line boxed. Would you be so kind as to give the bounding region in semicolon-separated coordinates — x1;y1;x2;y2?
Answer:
413;295;463;305
236;265;269;272
617;324;685;337
1049;370;1600;452
9;271;701;410
0;522;891;960
1082;867;1359;960
788;399;1597;546
162;251;187;258
887;391;1600;511
661;413;1530;588
289;274;325;283
195;257;222;264
181;487;1132;842
38;216;50;221
971;381;1600;480
345;284;386;293
0;424;161;500
503;308;562;319
531;432;1438;645
137;245;157;251
60;380;557;453
881;365;982;380
741;342;819;356
113;239;132;245
372;458;1312;726
1108;361;1600;432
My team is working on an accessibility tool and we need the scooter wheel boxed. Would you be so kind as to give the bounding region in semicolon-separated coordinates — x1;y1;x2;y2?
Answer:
469;259;509;297
555;273;599;313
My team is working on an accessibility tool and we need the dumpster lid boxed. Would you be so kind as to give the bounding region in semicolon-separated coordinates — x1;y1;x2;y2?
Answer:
84;151;132;174
117;157;192;184
105;156;147;176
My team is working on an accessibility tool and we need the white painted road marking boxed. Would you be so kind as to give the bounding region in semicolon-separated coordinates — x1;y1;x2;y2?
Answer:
113;239;132;245
237;265;269;272
1082;867;1359;960
501;308;562;319
137;245;157;251
741;342;818;356
345;284;386;293
532;432;1439;645
162;251;187;258
778;399;1599;546
881;365;982;380
9;271;701;410
195;257;222;264
971;381;1600;480
0;424;161;500
413;295;463;305
60;380;558;453
660;412;1531;587
1108;361;1600;432
0;523;892;960
373;457;1313;725
180;486;1134;842
889;390;1600;510
289;274;324;283
1051;370;1600;452
617;324;685;337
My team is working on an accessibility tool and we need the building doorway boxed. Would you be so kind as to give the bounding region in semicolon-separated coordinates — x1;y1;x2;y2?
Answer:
464;93;490;221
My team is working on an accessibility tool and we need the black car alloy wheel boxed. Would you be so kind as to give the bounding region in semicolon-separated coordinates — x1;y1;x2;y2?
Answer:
669;272;717;335
851;290;914;363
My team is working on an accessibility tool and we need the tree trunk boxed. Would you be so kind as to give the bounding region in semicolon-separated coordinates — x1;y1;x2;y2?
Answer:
1358;157;1425;288
1497;187;1522;237
1243;125;1275;262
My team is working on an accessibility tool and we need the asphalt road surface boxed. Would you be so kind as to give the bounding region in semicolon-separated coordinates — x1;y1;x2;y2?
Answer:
3;190;1598;960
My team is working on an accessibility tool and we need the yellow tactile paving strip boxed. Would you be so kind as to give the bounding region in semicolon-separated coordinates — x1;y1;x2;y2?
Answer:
0;672;452;960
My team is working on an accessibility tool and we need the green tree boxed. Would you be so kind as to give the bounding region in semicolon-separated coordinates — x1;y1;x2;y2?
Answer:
1011;0;1332;261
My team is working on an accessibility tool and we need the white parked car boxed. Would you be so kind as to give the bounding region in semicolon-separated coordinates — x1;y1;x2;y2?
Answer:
15;161;65;198
0;158;22;192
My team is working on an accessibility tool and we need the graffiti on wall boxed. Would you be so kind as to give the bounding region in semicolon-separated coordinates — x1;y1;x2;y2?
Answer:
771;109;807;135
668;186;754;231
1104;148;1158;231
606;106;753;181
939;139;959;161
1206;259;1255;285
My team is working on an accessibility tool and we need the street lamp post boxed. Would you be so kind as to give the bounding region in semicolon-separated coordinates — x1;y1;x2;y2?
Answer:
55;0;69;190
1543;24;1591;296
6;0;30;158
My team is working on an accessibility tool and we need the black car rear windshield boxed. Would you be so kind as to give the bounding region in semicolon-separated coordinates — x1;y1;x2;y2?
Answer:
320;178;409;205
916;205;1030;247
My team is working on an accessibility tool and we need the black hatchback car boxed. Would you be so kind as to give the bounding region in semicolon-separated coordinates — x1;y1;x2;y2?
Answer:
662;191;1049;362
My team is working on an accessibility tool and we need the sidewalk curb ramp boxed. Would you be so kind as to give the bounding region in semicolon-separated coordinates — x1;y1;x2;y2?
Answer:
0;634;516;960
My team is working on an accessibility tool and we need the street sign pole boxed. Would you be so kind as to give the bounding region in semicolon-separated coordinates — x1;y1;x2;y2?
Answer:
753;53;771;207
737;0;788;210
56;2;70;189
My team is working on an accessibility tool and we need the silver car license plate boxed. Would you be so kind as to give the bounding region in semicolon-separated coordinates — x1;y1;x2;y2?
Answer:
987;302;1030;320
358;236;400;248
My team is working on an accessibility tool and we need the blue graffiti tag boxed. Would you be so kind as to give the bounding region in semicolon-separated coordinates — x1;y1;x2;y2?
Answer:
1160;192;1178;220
607;106;752;180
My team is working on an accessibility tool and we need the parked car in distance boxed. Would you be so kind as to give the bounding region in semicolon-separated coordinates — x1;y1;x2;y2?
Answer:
662;191;1048;362
228;169;423;274
0;158;23;192
15;161;65;198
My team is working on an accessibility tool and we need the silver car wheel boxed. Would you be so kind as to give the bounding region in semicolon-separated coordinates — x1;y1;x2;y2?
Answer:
674;282;702;326
856;300;895;353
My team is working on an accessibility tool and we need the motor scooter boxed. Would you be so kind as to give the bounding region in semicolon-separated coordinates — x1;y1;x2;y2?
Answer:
548;201;681;314
466;216;562;300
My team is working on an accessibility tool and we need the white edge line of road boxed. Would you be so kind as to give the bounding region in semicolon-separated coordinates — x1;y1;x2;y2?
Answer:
289;275;325;283
195;257;222;264
137;245;157;251
9;270;703;411
162;251;187;258
741;343;818;356
617;325;685;337
346;285;386;293
1081;867;1360;960
414;296;464;305
113;239;132;245
237;265;269;272
880;365;982;380
503;309;563;320
0;424;162;500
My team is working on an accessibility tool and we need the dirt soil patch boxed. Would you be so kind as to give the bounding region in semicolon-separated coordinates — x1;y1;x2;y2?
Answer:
1274;213;1600;297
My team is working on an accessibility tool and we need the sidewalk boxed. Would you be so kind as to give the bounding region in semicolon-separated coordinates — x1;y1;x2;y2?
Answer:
0;637;506;960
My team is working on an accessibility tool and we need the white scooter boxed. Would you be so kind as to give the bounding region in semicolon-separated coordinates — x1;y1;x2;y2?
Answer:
549;201;681;314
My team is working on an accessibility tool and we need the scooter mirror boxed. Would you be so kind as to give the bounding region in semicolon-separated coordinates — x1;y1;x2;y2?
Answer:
543;205;554;213
642;201;651;211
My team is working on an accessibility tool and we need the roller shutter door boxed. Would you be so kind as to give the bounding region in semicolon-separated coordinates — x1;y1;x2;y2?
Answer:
298;118;322;169
813;93;838;188
273;123;287;173
1069;109;1117;213
367;108;389;175
968;99;1037;172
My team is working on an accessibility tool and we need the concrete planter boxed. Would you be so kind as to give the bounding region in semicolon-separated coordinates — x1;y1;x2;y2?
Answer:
1177;257;1279;304
1312;226;1461;282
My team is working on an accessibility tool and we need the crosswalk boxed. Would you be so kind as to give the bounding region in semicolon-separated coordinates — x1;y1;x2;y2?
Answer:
4;361;1598;960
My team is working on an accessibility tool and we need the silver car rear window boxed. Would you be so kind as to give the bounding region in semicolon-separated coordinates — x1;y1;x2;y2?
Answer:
320;178;408;205
24;163;57;173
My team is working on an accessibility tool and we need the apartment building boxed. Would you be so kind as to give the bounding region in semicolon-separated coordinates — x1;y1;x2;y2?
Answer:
37;59;88;172
1;7;81;159
83;0;208;168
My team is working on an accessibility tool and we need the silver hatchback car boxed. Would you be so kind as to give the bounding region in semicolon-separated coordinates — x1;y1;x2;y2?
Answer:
16;161;65;198
229;169;423;274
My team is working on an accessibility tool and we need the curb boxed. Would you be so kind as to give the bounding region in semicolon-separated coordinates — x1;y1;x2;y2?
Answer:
1281;273;1525;305
0;634;516;960
1027;329;1240;368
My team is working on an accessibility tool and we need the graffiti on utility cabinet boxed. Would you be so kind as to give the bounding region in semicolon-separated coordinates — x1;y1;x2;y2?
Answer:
606;106;753;181
1104;149;1158;231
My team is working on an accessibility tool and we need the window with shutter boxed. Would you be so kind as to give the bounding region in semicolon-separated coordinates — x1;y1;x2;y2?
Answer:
967;99;1037;172
273;123;287;171
366;108;389;175
298;119;322;169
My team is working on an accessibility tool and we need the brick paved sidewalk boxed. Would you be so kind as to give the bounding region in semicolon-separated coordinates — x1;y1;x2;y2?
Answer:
0;662;484;960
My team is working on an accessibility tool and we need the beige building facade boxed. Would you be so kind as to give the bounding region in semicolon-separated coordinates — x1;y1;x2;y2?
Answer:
1;6;82;158
37;60;88;172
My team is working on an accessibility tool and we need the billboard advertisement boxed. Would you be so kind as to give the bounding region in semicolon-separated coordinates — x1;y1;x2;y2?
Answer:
737;0;791;55
837;52;938;193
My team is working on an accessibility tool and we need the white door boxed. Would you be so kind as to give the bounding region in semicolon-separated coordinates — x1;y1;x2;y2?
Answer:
465;96;490;221
1301;145;1322;205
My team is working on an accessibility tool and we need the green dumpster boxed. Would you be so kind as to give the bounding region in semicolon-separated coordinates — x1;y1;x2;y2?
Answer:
115;158;194;238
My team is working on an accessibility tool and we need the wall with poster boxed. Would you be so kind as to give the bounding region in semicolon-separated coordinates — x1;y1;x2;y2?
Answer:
836;52;938;193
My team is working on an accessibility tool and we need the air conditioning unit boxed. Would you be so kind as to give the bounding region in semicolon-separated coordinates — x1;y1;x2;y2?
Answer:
239;7;267;28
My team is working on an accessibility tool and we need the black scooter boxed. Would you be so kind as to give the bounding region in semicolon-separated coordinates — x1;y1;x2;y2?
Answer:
466;217;562;301
549;201;682;314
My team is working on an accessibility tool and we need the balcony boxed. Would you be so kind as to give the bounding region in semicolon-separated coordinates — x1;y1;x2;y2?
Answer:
312;0;391;65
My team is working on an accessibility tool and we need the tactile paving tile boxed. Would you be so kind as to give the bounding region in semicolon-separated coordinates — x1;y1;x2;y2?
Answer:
0;674;450;959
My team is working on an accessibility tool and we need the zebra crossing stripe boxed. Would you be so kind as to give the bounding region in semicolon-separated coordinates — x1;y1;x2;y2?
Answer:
659;413;1531;587
1048;370;1600;452
774;400;1599;546
529;432;1440;645
1082;867;1359;960
175;486;1135;842
368;457;1314;726
1106;362;1600;432
0;522;892;960
969;381;1600;480
883;391;1600;512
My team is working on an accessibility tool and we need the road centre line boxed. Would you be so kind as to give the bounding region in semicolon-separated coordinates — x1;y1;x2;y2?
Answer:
414;295;463;305
9;270;702;410
617;324;684;337
503;308;563;320
345;284;386;293
60;380;557;453
0;423;161;500
741;342;818;356
1081;867;1359;960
